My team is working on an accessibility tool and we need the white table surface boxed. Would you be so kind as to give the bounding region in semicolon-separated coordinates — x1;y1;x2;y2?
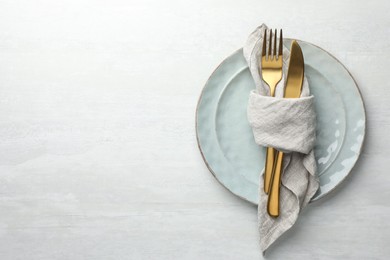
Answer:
0;0;389;259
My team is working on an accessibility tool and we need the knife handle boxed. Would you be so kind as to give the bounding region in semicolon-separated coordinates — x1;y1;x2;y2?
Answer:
264;147;275;194
267;151;284;217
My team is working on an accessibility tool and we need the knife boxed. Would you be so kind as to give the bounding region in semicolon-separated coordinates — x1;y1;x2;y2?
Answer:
267;40;305;217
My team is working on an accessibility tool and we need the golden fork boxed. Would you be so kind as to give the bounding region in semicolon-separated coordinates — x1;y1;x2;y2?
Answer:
261;29;283;194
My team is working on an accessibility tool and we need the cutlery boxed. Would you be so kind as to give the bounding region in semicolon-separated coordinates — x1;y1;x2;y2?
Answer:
261;29;283;194
267;40;305;217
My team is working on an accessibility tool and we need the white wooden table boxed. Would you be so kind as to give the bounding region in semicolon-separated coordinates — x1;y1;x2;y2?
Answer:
0;0;389;259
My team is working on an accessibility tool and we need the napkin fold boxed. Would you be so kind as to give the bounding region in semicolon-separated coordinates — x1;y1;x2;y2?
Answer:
244;24;320;254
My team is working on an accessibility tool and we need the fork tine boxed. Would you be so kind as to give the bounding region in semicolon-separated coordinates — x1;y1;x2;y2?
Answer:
262;29;267;57
278;29;283;57
273;29;277;59
269;29;273;60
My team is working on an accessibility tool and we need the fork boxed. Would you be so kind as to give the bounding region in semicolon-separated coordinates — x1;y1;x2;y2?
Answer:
261;29;283;194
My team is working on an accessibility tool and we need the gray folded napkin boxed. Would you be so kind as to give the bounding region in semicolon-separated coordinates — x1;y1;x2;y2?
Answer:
244;24;320;254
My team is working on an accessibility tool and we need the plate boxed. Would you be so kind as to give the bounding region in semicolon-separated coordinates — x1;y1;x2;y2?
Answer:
196;39;366;204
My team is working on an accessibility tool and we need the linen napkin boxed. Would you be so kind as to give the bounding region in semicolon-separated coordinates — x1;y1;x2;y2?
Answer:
244;24;320;253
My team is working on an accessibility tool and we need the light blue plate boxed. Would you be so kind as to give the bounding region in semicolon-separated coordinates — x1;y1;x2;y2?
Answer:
196;39;366;204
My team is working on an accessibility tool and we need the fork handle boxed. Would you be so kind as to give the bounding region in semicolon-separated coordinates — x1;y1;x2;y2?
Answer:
267;151;284;217
264;147;275;194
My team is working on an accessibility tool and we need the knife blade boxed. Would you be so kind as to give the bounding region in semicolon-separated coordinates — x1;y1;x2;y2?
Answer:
267;40;305;217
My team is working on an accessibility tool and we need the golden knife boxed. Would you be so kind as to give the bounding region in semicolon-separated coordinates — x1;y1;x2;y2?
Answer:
267;40;305;217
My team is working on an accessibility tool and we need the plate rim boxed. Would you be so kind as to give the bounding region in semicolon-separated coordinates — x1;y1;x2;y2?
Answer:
195;38;367;205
